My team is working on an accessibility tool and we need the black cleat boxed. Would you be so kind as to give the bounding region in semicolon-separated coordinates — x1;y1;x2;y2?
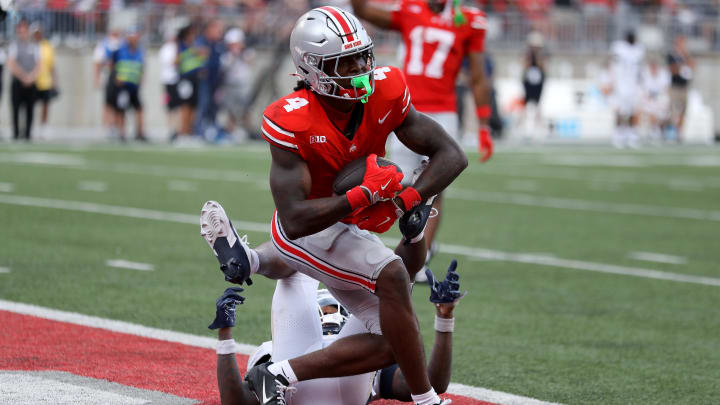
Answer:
244;363;292;405
200;201;253;285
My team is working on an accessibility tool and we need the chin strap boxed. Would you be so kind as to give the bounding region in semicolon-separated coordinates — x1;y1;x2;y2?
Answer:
350;74;373;104
453;0;467;26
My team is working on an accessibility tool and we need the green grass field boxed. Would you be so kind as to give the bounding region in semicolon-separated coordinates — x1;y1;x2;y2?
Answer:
1;143;719;404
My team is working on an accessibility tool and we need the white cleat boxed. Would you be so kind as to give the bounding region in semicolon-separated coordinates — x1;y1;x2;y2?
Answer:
200;201;254;285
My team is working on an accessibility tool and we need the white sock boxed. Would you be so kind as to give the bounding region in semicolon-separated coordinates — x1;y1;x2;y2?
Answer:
411;388;440;405
267;360;298;385
249;249;260;275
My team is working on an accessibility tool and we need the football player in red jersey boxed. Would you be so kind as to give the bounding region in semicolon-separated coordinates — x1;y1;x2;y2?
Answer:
351;0;493;274
200;6;465;405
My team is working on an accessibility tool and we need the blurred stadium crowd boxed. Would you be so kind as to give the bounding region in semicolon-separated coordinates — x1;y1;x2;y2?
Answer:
0;0;717;143
8;0;720;50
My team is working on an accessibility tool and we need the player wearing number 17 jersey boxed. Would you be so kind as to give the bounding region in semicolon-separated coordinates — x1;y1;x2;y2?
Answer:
209;6;467;405
352;0;493;277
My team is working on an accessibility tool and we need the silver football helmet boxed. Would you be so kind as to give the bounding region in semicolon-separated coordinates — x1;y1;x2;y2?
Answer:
290;6;376;103
317;289;349;335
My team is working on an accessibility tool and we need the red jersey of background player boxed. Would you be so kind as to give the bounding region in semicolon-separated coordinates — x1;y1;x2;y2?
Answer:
261;66;411;200
390;0;487;113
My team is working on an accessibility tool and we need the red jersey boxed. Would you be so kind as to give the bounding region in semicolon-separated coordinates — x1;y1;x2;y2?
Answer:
390;0;487;113
261;66;411;200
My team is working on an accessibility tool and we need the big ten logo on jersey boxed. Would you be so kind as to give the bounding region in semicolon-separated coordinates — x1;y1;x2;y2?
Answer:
310;135;327;144
284;97;309;112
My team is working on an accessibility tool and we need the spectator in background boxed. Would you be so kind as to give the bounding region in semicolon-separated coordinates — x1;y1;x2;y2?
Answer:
521;31;547;140
220;28;252;139
610;30;644;148
159;29;180;140
176;24;206;140
110;28;146;142
666;35;694;142
642;55;671;142
32;23;57;140
93;29;123;138
194;19;225;139
8;19;39;142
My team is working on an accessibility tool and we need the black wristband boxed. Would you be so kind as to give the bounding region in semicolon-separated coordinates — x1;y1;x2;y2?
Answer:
379;363;399;399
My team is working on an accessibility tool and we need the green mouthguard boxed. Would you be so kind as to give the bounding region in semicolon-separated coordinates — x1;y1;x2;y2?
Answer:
350;74;373;104
453;0;467;26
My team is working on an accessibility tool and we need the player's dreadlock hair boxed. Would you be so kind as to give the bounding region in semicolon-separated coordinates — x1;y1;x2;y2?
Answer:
294;80;311;91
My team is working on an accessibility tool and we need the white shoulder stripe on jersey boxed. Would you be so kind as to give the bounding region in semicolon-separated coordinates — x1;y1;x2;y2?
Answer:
263;116;295;138
261;128;298;150
402;87;409;103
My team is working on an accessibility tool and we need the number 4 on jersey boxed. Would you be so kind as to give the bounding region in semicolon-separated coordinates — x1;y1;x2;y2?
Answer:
373;67;392;80
284;97;309;112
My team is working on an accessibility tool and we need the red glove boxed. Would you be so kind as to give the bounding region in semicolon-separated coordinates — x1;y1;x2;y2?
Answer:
476;105;493;163
348;199;403;234
346;154;404;210
478;125;493;163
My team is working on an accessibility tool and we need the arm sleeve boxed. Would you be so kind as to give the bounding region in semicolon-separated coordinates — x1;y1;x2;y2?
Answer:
261;115;300;153
468;12;487;53
378;364;399;399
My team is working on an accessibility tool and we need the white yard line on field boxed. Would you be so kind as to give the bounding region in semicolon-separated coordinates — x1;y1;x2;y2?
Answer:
467;165;720;189
77;181;108;192
106;259;155;272
0;155;267;184
0;182;14;192
0;194;271;233
628;252;687;265
446;188;720;222
666;179;706;192
167;180;197;192
504;180;539;192
4;149;720;191
1;194;718;288
1;155;717;222
0;267;10;274
0;299;561;405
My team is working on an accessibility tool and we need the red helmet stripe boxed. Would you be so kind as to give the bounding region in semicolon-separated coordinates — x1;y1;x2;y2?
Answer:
320;6;356;43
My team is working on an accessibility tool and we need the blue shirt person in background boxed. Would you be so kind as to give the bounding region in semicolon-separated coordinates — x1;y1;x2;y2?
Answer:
110;28;146;142
194;19;225;139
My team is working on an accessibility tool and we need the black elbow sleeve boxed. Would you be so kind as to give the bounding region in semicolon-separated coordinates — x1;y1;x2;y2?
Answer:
378;363;399;399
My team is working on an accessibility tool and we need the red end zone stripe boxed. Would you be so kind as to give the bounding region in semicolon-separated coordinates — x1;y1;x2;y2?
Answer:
0;309;497;405
271;212;376;292
0;310;224;404
320;6;356;43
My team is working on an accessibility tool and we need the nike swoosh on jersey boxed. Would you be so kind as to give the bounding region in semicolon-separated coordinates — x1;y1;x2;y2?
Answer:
378;110;392;124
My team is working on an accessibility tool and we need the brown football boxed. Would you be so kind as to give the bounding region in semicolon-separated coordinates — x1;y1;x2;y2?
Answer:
333;156;402;195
